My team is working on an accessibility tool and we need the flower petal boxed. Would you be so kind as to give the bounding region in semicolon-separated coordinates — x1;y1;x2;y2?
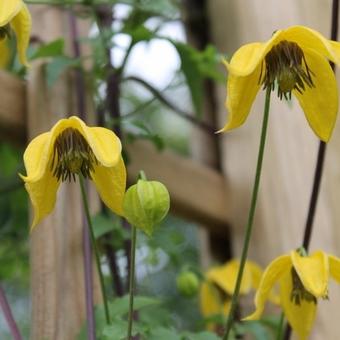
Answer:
22;170;60;230
10;3;31;66
0;0;22;26
219;64;262;132
83;126;122;167
200;282;223;318
21;132;50;181
280;270;317;340
60;116;122;167
293;48;338;142
225;30;283;77
291;250;329;298
244;254;291;320
283;25;340;64
92;157;126;216
207;260;252;295
328;254;340;284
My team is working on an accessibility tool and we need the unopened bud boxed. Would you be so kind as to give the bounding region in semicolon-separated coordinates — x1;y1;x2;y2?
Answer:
176;271;199;297
123;179;170;236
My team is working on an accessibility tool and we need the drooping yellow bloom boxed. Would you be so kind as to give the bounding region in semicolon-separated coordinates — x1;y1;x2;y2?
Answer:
221;25;340;142
21;116;126;230
245;250;340;340
200;259;265;330
0;0;31;66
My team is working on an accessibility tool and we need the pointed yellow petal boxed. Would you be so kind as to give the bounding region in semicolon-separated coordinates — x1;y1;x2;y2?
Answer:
92;157;126;216
22;170;60;230
219;65;262;132
291;250;329;298
64;116;122;167
225;30;283;77
10;3;31;66
0;0;22;26
280;270;317;340
293;48;338;142
244;254;291;320
247;260;263;290
0;39;10;68
207;260;252;295
328;254;340;284
282;25;340;64
22;132;50;181
200;281;223;318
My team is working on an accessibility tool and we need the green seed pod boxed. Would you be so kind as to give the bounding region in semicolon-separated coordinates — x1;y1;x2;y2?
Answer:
123;179;170;236
176;271;200;297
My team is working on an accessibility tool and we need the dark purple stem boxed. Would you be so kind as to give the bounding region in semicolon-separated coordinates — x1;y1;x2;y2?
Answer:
0;286;22;340
95;5;131;293
69;10;96;339
284;1;339;339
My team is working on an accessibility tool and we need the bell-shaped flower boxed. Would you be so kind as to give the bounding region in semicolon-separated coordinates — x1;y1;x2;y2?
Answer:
221;25;340;141
200;259;269;330
0;0;31;66
245;250;340;340
20;116;126;230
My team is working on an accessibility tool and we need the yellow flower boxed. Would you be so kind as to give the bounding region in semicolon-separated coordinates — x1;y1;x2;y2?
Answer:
200;259;264;329
221;25;340;142
0;0;31;66
21;116;126;230
245;250;340;340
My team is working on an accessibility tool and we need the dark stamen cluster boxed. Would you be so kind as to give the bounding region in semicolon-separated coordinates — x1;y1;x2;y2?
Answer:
50;128;98;182
290;268;317;305
260;40;315;100
0;25;11;40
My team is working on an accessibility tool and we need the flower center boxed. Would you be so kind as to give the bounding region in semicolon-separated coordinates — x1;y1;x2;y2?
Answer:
50;128;98;182
290;268;317;305
0;25;11;41
260;40;315;100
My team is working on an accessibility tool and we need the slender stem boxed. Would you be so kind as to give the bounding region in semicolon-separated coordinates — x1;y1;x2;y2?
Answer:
276;312;285;340
283;2;339;339
82;215;96;340
0;286;22;340
127;226;137;340
79;176;111;324
222;88;271;339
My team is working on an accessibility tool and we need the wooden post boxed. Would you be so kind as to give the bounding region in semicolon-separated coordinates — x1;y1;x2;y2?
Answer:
28;6;101;340
208;0;340;338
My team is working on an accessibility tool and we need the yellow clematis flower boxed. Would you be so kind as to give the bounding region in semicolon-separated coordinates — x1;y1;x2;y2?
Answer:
0;0;31;66
245;250;340;340
221;25;340;142
21;116;126;230
200;259;264;330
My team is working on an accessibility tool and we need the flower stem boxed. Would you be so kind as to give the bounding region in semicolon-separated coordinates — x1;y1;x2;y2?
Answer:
127;225;137;340
79;176;111;325
284;2;339;339
276;312;285;340
222;87;271;339
0;285;22;340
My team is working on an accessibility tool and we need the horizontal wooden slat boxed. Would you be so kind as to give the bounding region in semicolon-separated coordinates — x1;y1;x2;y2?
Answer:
0;71;26;144
0;71;230;234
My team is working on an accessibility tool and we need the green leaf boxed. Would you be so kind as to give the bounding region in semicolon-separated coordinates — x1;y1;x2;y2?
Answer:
182;331;220;340
31;39;65;60
101;319;143;340
235;320;273;340
148;327;182;340
170;42;224;117
92;213;117;239
109;295;160;318
45;56;79;87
